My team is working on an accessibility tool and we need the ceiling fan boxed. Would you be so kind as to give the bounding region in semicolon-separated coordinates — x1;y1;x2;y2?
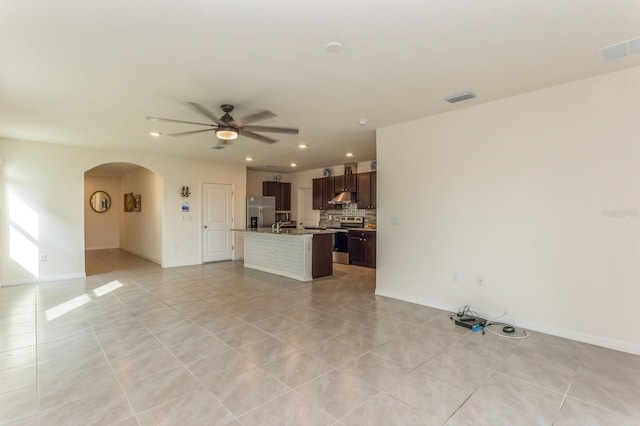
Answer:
146;102;299;145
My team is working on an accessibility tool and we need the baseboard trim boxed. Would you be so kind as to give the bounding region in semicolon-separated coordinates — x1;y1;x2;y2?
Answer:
85;246;120;251
120;248;161;265
375;288;640;356
1;272;87;287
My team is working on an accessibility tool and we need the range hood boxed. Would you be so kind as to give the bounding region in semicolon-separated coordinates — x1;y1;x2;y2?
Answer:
328;162;357;204
328;191;353;204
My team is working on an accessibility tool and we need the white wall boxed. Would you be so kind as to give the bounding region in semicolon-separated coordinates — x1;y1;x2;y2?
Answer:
120;168;163;263
376;66;640;354
84;176;120;250
1;141;86;285
0;138;247;285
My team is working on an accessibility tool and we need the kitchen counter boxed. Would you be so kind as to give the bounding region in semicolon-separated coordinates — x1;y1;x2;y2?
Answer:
234;227;336;235
233;229;333;281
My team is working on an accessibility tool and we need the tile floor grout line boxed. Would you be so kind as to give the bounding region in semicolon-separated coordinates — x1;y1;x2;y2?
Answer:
34;286;40;426
442;359;501;425
306;366;383;423
118;283;244;423
84;299;141;425
8;252;640;424
551;347;586;425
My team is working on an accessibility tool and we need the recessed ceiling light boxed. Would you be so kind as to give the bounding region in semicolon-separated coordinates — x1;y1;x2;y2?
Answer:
358;119;368;126
290;163;297;167
346;152;354;157
149;131;161;137
325;42;343;53
298;144;308;149
246;157;253;161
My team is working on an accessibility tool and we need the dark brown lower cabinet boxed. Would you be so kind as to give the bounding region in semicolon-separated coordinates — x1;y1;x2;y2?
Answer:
312;233;333;278
348;230;376;268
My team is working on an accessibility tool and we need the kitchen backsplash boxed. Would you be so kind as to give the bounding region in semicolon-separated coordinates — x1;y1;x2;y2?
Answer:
319;204;376;228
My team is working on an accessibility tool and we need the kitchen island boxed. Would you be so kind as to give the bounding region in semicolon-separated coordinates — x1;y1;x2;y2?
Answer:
234;228;334;282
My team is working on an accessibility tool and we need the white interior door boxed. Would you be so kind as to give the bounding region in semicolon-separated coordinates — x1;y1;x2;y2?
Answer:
202;183;233;262
298;187;318;227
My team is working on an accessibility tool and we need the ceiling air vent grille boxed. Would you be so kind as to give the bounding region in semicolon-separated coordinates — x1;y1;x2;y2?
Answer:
600;37;640;62
444;90;476;104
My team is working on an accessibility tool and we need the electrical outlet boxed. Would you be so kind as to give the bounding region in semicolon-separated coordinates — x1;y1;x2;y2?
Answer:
477;276;485;286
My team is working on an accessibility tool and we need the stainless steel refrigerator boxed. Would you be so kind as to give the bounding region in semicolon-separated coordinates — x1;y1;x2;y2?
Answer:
247;196;276;228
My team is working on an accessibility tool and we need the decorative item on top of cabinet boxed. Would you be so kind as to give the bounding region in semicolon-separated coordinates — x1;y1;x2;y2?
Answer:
263;181;291;211
356;172;376;209
344;162;357;175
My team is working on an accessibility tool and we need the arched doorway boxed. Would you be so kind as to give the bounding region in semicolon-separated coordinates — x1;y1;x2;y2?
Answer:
84;162;163;275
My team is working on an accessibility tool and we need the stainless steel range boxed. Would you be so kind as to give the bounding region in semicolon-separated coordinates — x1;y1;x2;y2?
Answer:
332;216;364;264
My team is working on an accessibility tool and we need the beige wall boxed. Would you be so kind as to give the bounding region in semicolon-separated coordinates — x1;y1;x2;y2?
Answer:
0;139;247;285
120;168;163;263
376;65;640;354
84;176;120;250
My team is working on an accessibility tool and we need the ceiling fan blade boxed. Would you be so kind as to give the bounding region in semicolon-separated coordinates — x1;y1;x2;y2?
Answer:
168;129;216;137
146;116;215;127
187;102;224;125
242;125;299;135
240;130;278;144
232;110;277;127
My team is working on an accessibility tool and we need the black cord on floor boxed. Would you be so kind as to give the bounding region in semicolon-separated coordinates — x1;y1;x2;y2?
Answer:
450;305;529;339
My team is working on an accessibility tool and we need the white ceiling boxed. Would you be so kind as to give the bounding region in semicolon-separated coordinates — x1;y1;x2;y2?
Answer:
2;0;640;172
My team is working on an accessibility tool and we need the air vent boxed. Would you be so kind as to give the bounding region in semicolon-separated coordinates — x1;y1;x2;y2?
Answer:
600;37;640;62
444;90;476;104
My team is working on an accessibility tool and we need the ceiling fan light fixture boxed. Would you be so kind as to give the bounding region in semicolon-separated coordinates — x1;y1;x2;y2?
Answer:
216;129;239;141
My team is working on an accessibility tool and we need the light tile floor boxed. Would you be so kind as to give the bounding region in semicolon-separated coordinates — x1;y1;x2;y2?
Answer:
1;249;639;425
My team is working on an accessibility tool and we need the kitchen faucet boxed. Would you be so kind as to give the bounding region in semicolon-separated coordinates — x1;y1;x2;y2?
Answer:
272;221;283;232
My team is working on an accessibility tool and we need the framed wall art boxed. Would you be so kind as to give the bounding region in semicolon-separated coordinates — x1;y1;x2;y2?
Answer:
124;192;134;212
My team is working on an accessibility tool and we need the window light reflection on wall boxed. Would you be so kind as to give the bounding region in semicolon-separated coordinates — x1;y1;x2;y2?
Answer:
8;192;40;277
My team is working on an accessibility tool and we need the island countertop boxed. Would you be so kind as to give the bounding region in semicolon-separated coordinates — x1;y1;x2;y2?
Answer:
232;228;336;236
